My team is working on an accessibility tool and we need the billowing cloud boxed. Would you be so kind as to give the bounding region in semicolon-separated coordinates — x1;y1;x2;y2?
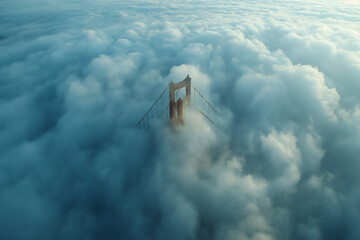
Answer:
1;0;360;239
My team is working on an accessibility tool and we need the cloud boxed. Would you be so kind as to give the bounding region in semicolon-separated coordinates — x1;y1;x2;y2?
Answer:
1;0;360;239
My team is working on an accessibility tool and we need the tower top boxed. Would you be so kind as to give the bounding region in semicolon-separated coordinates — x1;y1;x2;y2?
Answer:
169;75;192;123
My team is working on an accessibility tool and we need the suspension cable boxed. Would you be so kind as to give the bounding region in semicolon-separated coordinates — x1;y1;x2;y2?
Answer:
135;86;169;128
192;86;217;113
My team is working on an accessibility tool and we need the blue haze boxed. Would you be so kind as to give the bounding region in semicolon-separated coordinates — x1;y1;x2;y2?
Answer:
1;0;360;239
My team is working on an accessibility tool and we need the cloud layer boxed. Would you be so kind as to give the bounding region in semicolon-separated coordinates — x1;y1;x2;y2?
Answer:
1;0;360;239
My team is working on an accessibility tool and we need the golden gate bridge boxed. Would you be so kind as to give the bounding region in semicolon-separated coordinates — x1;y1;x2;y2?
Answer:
135;75;217;130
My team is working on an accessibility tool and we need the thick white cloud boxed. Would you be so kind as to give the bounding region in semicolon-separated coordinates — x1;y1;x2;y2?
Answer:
1;0;360;239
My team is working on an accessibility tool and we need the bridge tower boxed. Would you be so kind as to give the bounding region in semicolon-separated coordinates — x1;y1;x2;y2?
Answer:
169;75;191;124
135;74;216;130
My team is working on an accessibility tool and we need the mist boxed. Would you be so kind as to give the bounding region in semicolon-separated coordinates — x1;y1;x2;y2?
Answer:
1;0;360;239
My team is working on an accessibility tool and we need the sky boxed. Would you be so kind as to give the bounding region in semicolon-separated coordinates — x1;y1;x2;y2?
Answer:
1;0;360;239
